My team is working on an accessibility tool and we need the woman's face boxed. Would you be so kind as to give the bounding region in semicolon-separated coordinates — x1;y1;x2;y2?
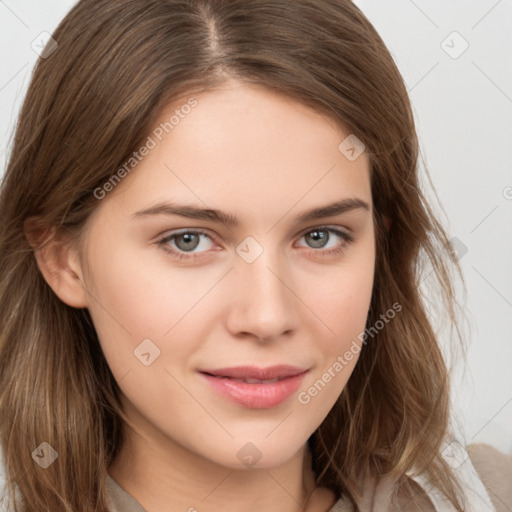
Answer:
79;78;375;469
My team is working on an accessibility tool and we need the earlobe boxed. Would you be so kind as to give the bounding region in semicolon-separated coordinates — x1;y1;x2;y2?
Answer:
23;216;89;308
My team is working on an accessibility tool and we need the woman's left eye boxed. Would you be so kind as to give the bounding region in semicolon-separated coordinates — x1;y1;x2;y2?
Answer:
156;226;353;261
296;227;354;257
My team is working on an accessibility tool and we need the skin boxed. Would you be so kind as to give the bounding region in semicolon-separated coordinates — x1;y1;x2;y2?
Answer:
31;78;376;512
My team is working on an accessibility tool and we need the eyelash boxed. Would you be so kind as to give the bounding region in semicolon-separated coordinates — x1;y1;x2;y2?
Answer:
156;226;354;261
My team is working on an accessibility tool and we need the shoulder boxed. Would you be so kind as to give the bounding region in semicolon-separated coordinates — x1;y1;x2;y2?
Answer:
327;473;438;511
467;443;512;512
347;440;501;512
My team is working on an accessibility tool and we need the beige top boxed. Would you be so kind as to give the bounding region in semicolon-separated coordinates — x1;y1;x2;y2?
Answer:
106;444;508;511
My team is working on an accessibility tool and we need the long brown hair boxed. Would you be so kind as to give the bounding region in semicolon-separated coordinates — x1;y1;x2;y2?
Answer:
0;0;467;510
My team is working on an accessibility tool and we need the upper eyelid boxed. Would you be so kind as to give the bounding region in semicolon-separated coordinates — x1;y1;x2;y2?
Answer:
297;224;350;235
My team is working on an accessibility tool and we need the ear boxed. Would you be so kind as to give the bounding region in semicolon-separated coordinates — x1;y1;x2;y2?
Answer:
23;216;89;308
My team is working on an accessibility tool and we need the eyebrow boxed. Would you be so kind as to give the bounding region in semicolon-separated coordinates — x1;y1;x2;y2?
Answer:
132;197;370;227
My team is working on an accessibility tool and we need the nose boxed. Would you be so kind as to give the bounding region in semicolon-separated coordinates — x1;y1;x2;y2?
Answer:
225;245;299;344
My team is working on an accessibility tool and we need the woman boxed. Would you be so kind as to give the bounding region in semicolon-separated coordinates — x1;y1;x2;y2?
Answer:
0;1;509;511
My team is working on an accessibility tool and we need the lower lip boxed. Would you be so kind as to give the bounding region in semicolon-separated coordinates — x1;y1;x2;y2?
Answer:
200;371;308;409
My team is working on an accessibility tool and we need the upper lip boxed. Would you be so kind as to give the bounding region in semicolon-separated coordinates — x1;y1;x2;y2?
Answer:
199;365;308;380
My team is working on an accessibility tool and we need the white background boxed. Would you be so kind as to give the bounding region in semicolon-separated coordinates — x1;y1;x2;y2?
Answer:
1;1;511;455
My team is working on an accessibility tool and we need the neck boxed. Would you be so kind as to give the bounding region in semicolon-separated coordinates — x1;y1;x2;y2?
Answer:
108;410;335;512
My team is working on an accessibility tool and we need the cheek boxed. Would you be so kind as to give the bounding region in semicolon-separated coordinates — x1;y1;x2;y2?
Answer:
313;245;375;345
312;268;372;327
82;234;227;384
298;243;375;404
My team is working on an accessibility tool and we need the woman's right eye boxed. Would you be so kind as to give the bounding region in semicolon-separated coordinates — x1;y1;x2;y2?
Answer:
156;229;216;260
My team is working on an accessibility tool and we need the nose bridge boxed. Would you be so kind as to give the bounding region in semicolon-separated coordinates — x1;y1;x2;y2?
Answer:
230;236;296;340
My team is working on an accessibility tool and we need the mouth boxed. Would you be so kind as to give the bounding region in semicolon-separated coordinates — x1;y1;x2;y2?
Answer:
205;376;287;384
198;365;309;409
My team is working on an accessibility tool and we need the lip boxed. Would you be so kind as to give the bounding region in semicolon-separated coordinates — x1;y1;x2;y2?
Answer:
199;365;309;409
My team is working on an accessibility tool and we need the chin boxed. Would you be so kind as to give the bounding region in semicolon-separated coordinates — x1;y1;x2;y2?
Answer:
204;436;307;471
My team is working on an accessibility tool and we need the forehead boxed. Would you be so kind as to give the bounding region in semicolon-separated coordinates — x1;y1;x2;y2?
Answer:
98;80;372;223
